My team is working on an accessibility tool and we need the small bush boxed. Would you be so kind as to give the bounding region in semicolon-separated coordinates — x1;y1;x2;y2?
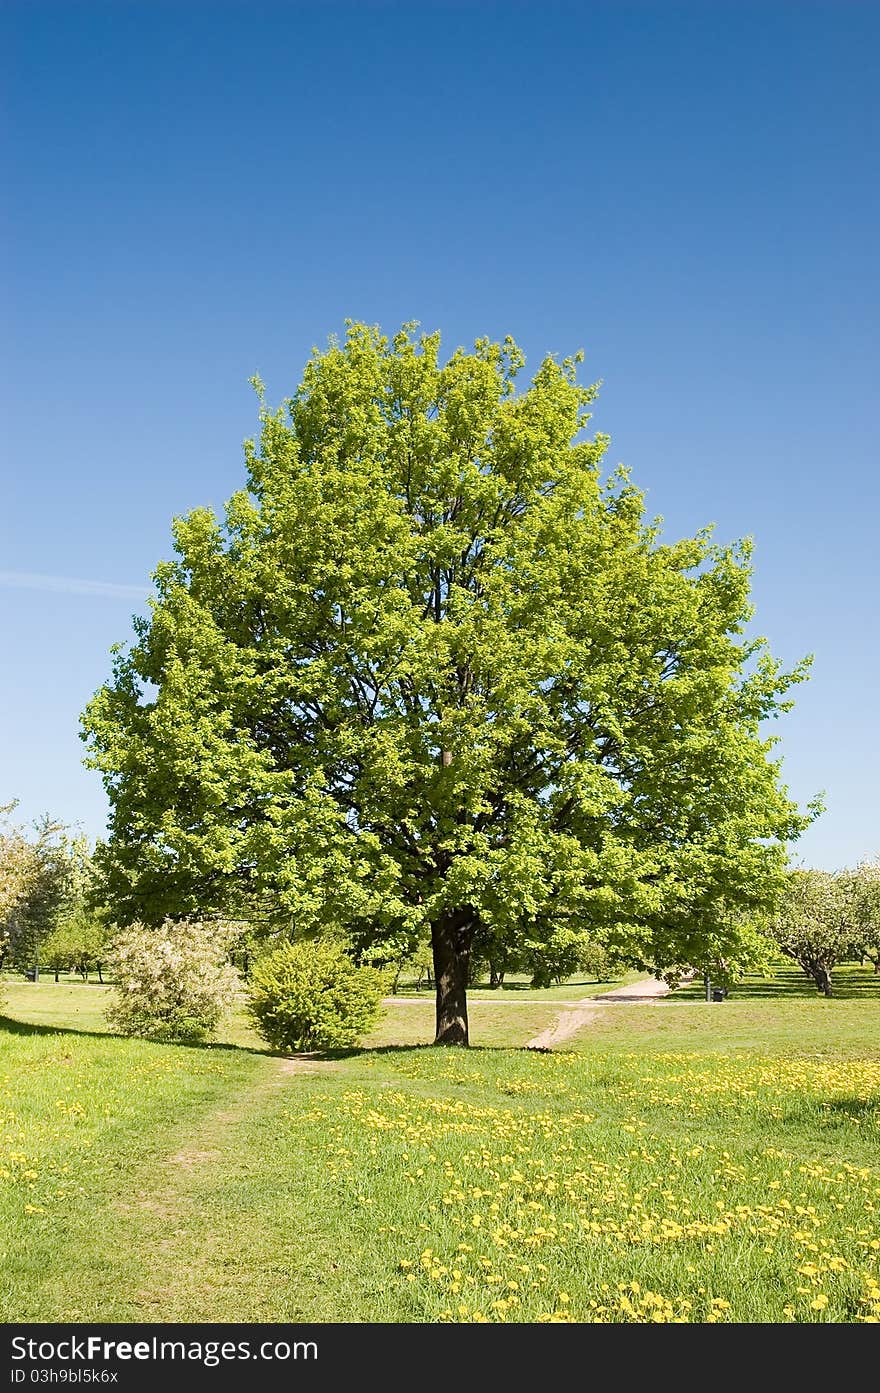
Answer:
249;940;387;1052
107;920;240;1042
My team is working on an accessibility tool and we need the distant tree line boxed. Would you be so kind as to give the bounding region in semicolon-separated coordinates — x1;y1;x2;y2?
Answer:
764;861;880;996
3;796;877;1006
0;802;111;981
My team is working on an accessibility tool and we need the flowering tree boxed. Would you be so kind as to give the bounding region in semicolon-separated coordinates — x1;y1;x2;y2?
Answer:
0;805;79;977
842;859;880;973
767;870;859;996
0;804;32;970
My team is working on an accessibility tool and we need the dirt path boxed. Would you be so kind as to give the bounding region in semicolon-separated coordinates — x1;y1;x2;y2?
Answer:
525;976;670;1050
121;1054;333;1198
166;1054;334;1165
113;1052;339;1312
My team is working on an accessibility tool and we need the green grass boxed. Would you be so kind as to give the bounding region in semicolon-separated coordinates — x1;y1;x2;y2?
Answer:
1;967;879;1323
364;999;563;1049
566;964;880;1057
0;1020;266;1320
389;967;643;1001
0;976;564;1053
2;977;113;1035
673;961;880;1004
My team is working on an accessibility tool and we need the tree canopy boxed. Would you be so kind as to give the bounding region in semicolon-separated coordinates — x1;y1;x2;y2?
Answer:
82;323;812;1043
0;805;99;977
767;867;863;996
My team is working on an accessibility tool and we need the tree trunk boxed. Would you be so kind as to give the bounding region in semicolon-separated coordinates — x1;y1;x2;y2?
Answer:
807;961;833;996
432;911;473;1045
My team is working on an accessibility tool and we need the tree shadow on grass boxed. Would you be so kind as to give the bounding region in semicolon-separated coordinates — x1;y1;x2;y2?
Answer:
479;978;617;994
393;977;621;997
0;1013;523;1064
664;967;880;1004
668;973;812;1003
324;1041;543;1061
0;1013;115;1042
0;1011;279;1060
820;1096;879;1122
770;1094;880;1132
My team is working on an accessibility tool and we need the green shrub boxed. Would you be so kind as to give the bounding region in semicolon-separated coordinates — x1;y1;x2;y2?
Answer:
249;940;387;1052
576;939;627;982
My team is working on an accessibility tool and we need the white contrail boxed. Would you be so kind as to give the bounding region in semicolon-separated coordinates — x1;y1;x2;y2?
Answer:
0;570;150;600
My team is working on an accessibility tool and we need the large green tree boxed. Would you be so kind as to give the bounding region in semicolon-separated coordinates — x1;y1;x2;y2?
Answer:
82;324;812;1044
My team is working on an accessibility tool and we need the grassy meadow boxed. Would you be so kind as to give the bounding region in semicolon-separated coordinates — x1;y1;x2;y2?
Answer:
1;966;878;1323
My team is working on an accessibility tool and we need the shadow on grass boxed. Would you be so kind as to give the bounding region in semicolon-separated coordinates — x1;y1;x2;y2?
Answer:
0;1014;528;1066
392;977;623;998
0;1013;115;1042
1;974;116;988
0;1011;280;1060
820;1096;879;1122
303;1041;546;1063
665;966;880;1004
478;979;618;994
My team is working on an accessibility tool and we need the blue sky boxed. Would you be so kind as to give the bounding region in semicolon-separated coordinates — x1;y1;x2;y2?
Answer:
1;0;877;868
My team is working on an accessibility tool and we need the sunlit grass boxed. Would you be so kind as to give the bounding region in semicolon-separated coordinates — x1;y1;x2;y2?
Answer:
282;1045;880;1322
0;1023;264;1320
1;966;879;1322
389;968;643;1001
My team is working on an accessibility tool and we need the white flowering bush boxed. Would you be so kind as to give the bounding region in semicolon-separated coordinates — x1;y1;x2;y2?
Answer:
107;920;240;1042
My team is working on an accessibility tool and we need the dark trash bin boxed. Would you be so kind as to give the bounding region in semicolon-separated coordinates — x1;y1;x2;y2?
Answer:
711;988;725;1002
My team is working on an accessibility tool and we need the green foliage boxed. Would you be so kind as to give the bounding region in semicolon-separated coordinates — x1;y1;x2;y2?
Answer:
766;869;862;996
40;922;77;977
574;936;628;983
2;818;66;971
0;808;104;975
654;914;773;991
843;859;880;973
248;939;386;1052
0;801;32;926
519;925;608;989
82;323;814;1041
107;920;240;1042
41;911;111;980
